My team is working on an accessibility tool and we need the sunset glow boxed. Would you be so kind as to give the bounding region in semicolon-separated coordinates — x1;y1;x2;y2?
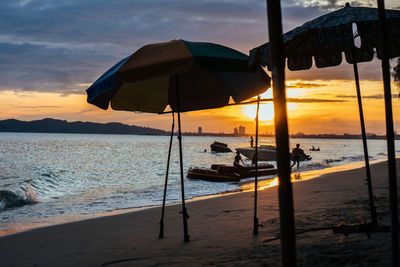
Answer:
1;78;399;135
242;103;275;122
0;0;399;136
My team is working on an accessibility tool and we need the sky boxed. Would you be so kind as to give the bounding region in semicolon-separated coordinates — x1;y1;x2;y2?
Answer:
0;0;400;135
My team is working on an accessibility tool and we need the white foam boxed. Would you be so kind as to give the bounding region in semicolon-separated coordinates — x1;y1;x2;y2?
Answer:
24;184;39;204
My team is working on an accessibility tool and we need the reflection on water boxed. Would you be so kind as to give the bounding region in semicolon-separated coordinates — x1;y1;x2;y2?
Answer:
293;173;302;181
238;158;387;193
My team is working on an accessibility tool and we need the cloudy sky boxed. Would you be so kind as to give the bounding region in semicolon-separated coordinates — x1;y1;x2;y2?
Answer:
1;0;399;134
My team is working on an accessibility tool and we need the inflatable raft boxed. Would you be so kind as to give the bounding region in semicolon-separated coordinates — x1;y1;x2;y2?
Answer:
187;167;241;182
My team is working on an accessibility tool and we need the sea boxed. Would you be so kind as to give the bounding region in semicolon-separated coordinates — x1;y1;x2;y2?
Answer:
0;132;397;236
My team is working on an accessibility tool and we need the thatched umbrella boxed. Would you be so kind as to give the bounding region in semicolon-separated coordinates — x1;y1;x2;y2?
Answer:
254;2;399;266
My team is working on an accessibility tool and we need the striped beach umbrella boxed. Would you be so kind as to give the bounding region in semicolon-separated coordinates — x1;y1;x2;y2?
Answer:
86;39;270;242
87;39;270;113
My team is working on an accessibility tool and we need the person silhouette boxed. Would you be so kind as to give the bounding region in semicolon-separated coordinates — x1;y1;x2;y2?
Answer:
250;136;254;148
234;151;245;167
291;144;307;169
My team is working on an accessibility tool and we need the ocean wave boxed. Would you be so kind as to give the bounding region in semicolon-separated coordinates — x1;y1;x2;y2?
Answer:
344;155;369;161
0;185;39;210
323;155;366;165
303;154;366;171
303;161;330;170
324;158;343;164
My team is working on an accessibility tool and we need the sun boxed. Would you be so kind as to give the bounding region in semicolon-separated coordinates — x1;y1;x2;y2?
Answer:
242;103;275;122
241;90;274;122
241;87;300;122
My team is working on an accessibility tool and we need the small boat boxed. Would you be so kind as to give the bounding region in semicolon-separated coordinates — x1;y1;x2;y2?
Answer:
187;163;277;182
236;145;276;161
210;141;232;153
236;145;311;161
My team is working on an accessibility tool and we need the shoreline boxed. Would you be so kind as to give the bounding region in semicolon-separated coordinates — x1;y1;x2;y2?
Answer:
0;158;387;238
0;159;397;266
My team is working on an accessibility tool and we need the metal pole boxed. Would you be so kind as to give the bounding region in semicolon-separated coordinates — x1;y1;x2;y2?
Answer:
253;95;260;235
377;1;398;266
159;112;175;238
175;75;190;242
266;0;297;266
351;47;378;227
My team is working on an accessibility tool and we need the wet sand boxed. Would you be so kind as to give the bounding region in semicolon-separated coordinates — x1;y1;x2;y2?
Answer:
0;160;398;266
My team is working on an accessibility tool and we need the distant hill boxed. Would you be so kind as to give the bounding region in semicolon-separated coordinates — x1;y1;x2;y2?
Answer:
0;118;168;135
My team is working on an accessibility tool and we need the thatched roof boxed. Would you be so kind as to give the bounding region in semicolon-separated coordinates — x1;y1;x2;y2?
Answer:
250;4;400;71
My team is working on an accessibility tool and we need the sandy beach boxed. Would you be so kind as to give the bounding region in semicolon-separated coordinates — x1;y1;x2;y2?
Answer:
0;160;398;266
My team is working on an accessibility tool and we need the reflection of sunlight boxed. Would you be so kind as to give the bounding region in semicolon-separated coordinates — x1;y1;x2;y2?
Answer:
260;177;279;190
239;177;279;191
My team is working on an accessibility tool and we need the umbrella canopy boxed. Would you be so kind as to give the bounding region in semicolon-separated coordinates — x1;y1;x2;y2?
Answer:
250;3;400;71
87;39;270;113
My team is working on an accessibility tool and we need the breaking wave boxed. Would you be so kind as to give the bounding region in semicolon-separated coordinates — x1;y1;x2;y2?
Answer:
0;185;39;210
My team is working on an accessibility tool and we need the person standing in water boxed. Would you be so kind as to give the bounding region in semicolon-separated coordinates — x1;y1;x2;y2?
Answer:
250;136;254;148
234;151;245;168
291;144;307;169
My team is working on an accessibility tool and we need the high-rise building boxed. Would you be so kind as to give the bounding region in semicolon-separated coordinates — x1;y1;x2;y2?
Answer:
239;125;245;135
198;127;202;134
233;127;238;135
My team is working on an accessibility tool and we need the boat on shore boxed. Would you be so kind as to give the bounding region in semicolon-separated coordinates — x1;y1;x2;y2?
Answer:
236;145;276;161
187;163;277;182
236;145;311;161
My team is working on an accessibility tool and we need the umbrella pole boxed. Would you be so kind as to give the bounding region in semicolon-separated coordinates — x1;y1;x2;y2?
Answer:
377;1;399;266
351;48;377;227
253;95;260;235
175;75;190;242
159;112;175;239
266;0;297;266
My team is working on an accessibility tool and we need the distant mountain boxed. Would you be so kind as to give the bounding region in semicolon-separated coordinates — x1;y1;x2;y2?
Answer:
0;118;168;135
